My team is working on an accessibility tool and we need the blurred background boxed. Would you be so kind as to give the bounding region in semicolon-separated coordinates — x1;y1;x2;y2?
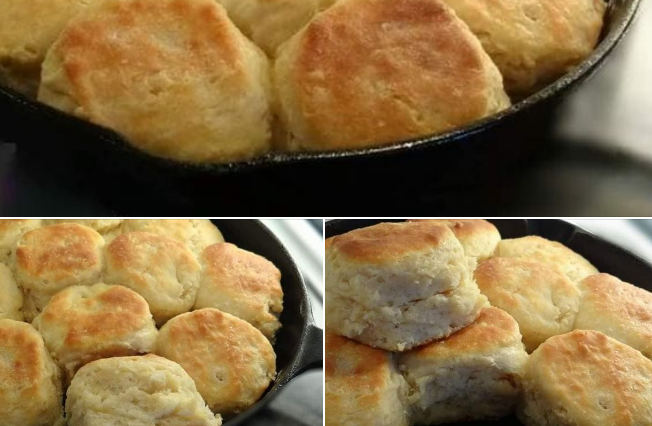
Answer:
251;219;323;426
565;220;652;263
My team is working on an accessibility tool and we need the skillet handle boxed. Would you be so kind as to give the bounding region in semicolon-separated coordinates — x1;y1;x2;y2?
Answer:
294;324;324;375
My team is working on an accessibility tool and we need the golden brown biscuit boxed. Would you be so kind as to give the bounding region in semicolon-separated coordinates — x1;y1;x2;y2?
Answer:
217;0;337;56
0;319;64;426
518;330;652;426
575;273;652;359
326;222;486;351
0;263;23;321
33;283;158;382
66;355;221;426
13;223;104;321
120;219;224;255
408;219;501;260
104;232;200;325
0;0;93;97
399;307;528;424
274;0;510;151
157;308;276;415
43;219;123;236
439;0;606;96
0;219;41;264
475;257;581;352
325;332;410;426
38;0;273;163
494;235;598;282
194;243;283;339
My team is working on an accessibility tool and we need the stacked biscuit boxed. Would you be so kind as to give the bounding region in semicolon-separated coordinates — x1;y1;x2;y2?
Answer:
0;0;605;162
326;220;652;426
326;220;529;425
0;219;282;426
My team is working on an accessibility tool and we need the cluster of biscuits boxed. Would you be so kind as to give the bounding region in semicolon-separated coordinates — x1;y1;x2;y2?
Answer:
0;219;283;426
0;0;605;163
325;220;652;426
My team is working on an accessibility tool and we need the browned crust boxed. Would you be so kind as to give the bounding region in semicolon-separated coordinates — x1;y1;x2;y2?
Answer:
328;222;455;263
407;307;519;356
200;243;282;297
279;0;505;149
15;224;102;282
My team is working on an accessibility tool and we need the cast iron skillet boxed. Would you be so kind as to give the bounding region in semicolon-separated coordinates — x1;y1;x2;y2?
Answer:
326;219;652;426
0;0;642;213
211;219;323;425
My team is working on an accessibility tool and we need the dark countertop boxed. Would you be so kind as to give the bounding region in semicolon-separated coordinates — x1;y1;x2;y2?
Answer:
1;1;650;215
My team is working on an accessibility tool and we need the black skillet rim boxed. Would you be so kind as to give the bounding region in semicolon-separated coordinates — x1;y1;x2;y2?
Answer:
0;0;642;175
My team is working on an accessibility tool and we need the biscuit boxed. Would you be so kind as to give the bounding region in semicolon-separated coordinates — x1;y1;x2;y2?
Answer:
274;0;510;151
325;236;334;250
399;307;528;424
408;219;501;260
65;354;221;426
38;0;273;163
474;257;581;352
157;308;276;415
0;0;93;97
194;243;283;339
0;219;41;264
494;235;598;282
0;263;23;321
439;0;606;96
325;332;410;426
104;232;200;325
13;223;104;321
120;219;224;255
43;219;123;236
327;278;487;352
575;273;652;359
518;330;652;426
326;222;486;351
33;283;158;382
216;0;336;56
0;319;64;426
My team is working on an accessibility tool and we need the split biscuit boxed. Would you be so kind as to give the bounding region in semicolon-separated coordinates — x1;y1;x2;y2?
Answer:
399;307;528;424
326;221;486;351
